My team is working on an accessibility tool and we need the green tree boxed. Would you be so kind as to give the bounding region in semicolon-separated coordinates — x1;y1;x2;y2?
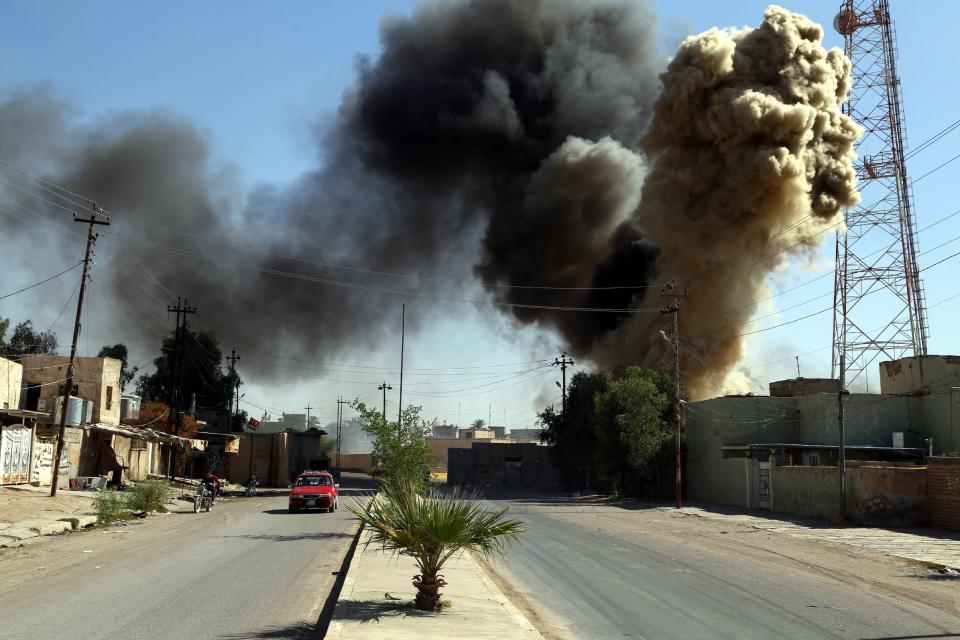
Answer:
0;318;57;361
350;479;524;611
137;326;237;416
353;400;431;491
97;343;138;391
593;367;674;496
471;418;486;429
539;371;607;490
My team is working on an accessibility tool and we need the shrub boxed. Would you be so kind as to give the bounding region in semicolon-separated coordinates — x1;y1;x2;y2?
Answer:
350;479;524;611
95;491;127;524
126;480;172;512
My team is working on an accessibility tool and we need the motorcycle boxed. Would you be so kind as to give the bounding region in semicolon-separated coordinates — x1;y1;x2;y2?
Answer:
245;474;259;497
193;484;214;513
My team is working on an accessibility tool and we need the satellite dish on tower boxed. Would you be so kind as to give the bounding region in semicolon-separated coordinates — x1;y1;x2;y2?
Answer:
834;9;859;35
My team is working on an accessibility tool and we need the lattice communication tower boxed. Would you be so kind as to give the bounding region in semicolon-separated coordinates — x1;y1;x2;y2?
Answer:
832;0;928;388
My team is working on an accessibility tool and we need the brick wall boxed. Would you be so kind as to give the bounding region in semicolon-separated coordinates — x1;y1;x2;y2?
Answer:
927;456;960;530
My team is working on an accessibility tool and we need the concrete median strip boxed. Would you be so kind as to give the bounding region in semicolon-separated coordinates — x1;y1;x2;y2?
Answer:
328;531;543;640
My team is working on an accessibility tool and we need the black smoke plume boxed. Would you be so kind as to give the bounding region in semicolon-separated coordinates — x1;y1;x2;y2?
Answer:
0;2;858;399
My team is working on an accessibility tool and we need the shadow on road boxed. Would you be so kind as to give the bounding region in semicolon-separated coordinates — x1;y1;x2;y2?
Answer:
220;531;354;542
220;622;323;640
219;622;320;639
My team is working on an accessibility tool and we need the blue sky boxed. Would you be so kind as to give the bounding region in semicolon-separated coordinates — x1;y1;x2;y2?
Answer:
1;1;958;430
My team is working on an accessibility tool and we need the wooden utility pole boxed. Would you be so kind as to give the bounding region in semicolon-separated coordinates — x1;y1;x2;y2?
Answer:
166;298;196;479
336;396;348;475
50;206;110;497
226;349;240;433
552;352;574;421
377;382;392;420
304;404;313;429
661;282;688;509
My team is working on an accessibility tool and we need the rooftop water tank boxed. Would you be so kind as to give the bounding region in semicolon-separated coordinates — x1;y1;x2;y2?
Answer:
120;395;141;421
82;399;93;424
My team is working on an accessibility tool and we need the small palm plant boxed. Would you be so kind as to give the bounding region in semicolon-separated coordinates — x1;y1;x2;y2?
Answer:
349;480;525;612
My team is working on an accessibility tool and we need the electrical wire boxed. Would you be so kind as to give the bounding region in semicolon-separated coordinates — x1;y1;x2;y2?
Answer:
0;262;82;301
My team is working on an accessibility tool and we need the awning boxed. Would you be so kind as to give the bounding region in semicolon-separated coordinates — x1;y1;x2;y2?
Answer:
88;423;194;448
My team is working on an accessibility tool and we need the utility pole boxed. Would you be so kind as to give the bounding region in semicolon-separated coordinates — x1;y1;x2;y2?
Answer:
377;382;392;420
50;205;110;497
661;282;688;509
226;349;240;433
304;404;313;429
552;352;574;421
167;297;196;479
397;303;405;435
336;396;348;476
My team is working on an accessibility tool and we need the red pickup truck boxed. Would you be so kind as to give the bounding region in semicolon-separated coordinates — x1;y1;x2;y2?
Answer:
288;471;338;513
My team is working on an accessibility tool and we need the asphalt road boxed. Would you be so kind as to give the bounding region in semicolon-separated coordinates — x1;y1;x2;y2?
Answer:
0;475;372;640
480;492;960;640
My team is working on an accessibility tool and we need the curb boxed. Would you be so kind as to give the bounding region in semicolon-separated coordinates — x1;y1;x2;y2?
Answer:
469;550;544;640
317;521;366;639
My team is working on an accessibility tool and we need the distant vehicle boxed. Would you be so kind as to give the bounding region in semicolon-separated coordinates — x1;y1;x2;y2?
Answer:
288;471;338;513
193;485;213;513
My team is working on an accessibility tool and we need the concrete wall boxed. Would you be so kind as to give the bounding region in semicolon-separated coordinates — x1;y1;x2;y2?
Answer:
21;356;122;425
228;432;295;487
452;443;560;488
920;391;960;454
796;393;911;447
880;355;960;395
770;378;839;397
927;456;960;530
771;463;927;525
0;357;22;409
427;437;474;469
685;395;798;506
337;453;375;473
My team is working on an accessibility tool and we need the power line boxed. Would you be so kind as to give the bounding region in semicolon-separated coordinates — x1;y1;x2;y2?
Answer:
0;262;82;300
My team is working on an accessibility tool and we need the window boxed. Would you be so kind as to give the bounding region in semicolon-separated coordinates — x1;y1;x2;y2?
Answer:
106;386;113;410
296;475;332;487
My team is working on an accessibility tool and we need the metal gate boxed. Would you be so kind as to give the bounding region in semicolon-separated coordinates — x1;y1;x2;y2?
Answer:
0;425;32;485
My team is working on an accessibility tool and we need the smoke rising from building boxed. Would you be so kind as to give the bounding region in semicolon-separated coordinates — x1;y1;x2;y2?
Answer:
0;3;858;399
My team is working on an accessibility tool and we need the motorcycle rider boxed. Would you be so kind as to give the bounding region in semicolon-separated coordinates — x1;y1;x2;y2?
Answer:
202;470;221;500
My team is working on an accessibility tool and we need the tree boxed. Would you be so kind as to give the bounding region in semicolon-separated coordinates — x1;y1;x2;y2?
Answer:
538;367;675;497
97;344;138;391
471;418;486;429
592;367;674;496
352;400;431;492
137;325;237;419
539;371;607;490
0;318;57;361
349;479;524;611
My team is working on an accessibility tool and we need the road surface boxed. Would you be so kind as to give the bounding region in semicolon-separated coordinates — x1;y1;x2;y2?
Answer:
480;491;960;640
0;476;372;640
